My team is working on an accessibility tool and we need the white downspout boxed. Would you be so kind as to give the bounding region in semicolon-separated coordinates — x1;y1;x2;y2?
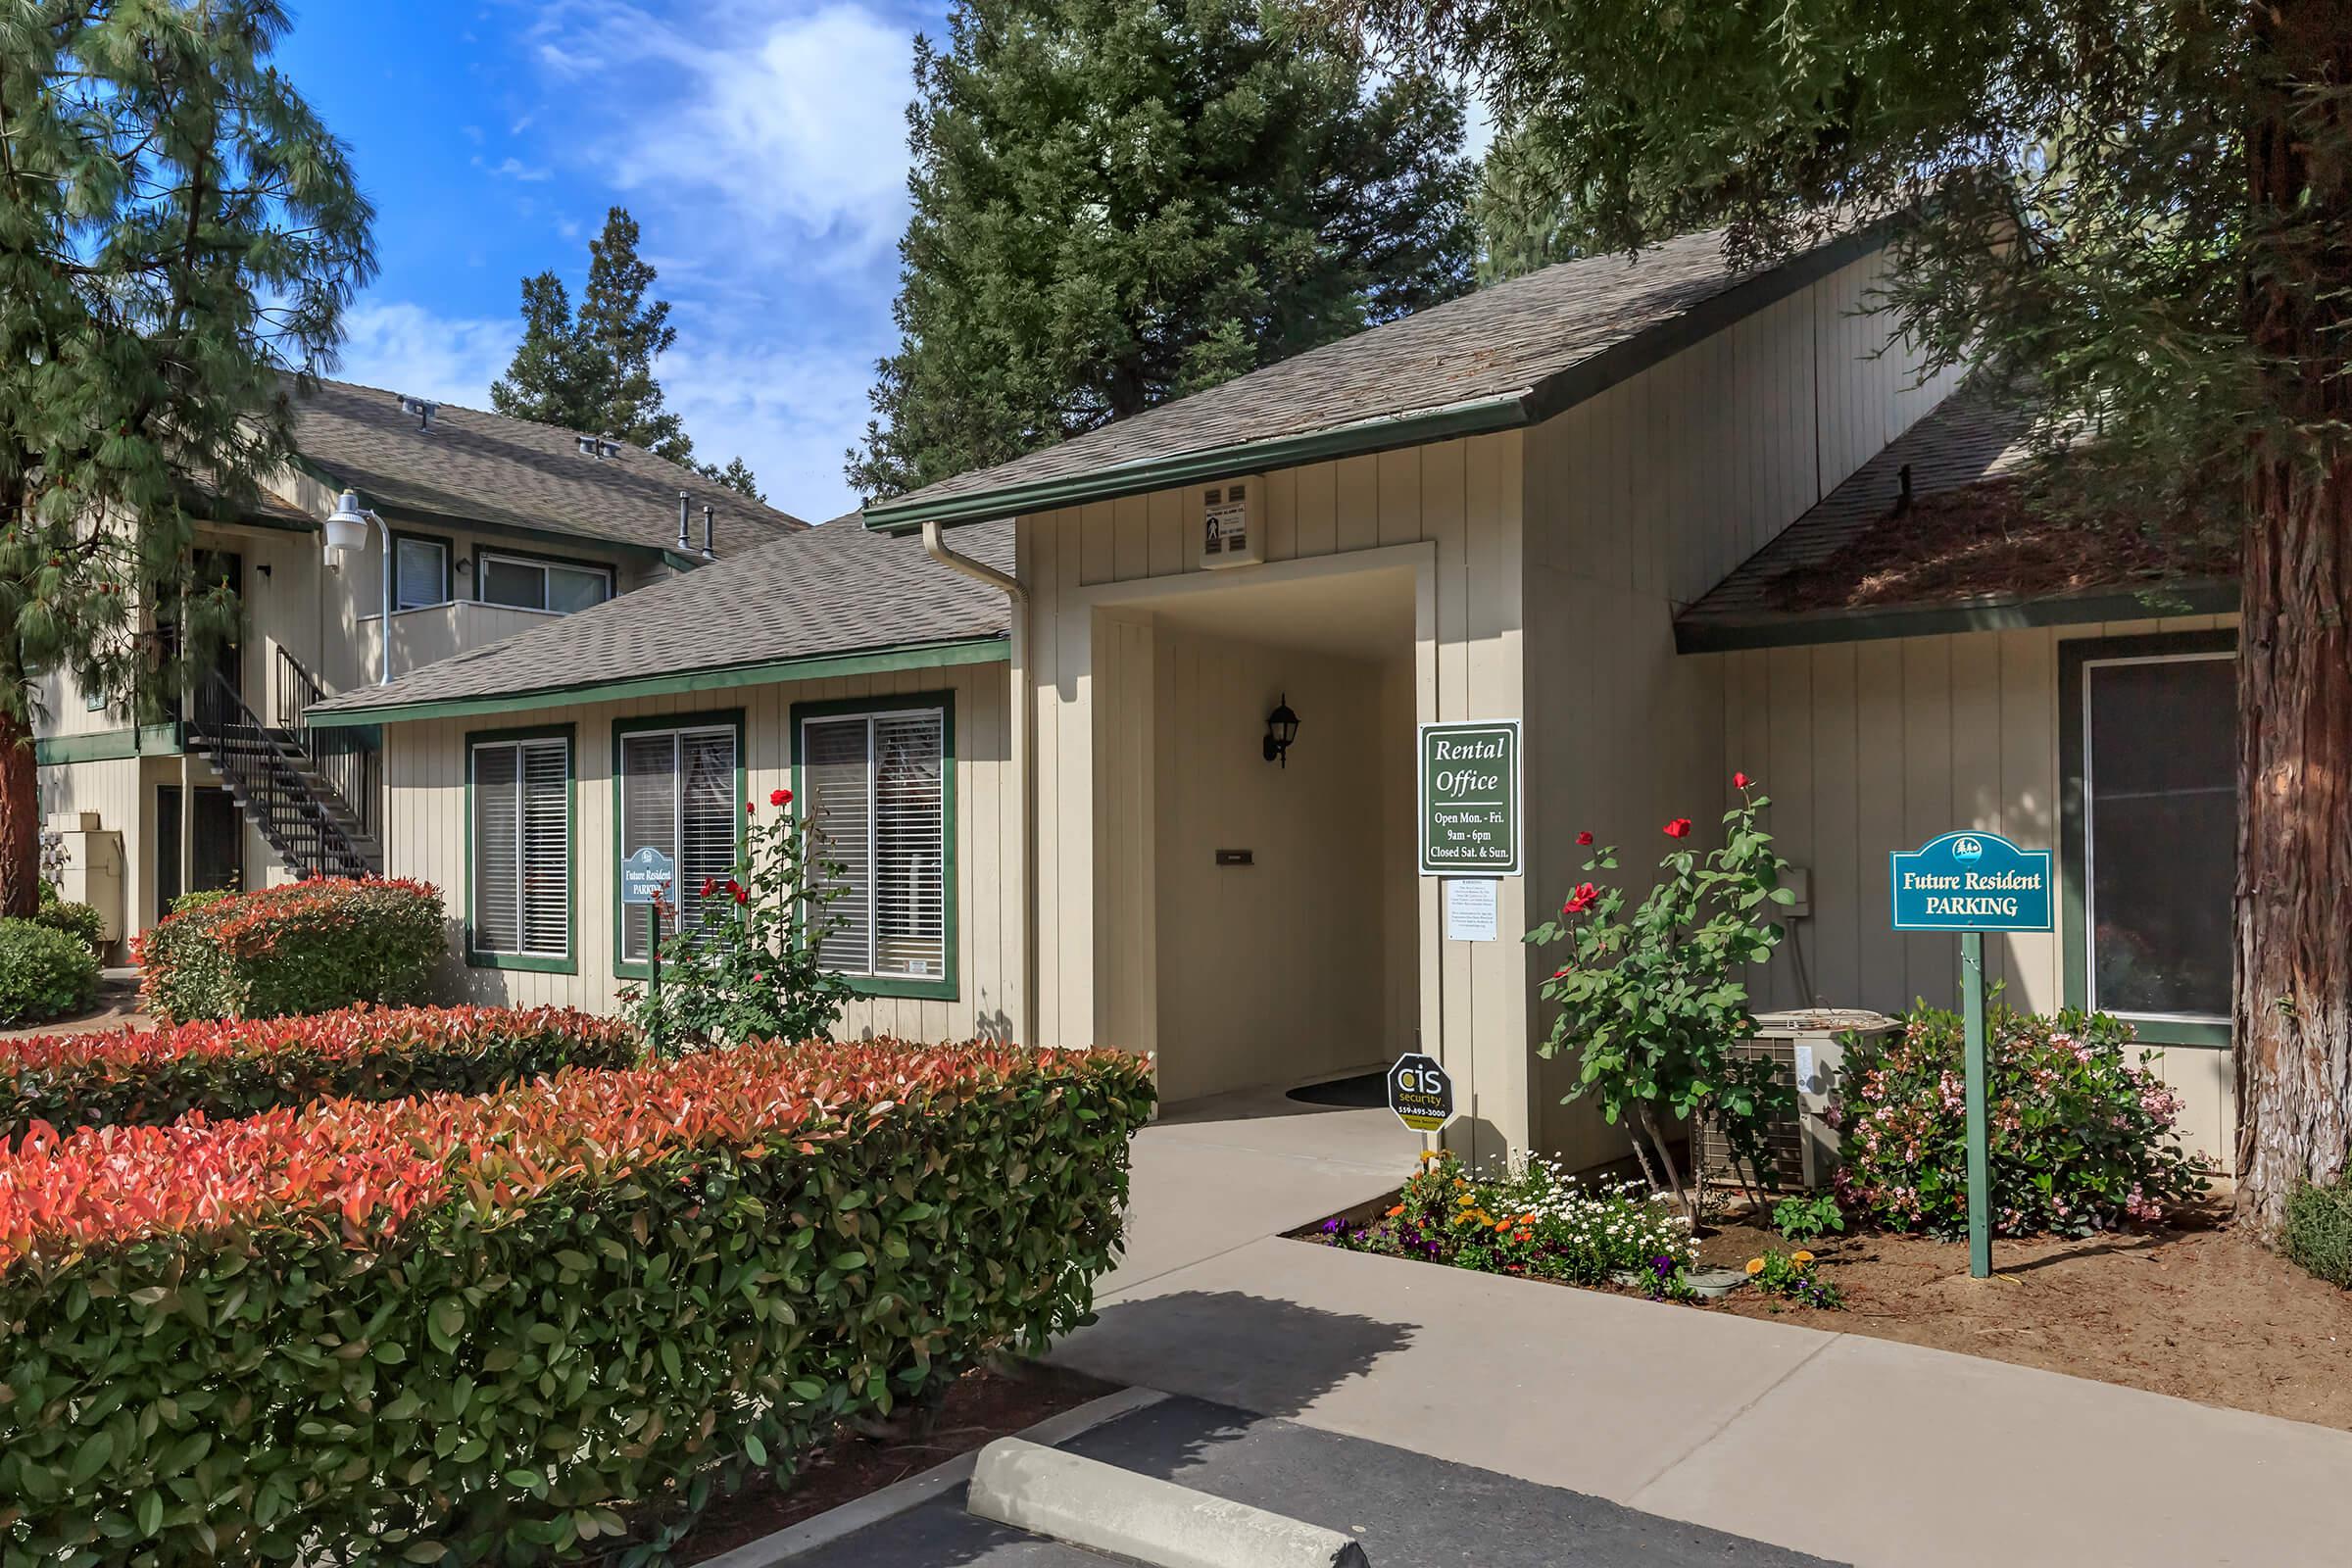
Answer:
920;519;1034;1045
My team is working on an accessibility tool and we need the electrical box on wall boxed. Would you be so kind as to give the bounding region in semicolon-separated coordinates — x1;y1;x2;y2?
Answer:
1200;478;1262;568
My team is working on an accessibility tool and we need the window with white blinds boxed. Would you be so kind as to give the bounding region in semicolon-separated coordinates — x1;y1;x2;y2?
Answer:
469;734;570;960
393;536;449;610
617;722;740;963
800;704;948;984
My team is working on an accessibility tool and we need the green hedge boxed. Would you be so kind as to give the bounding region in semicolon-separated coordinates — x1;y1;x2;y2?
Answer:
0;918;100;1028
136;877;445;1022
0;1038;1155;1563
0;1005;641;1144
2284;1179;2352;1289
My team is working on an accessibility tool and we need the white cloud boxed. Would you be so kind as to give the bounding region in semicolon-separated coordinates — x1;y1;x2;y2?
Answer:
659;335;881;521
525;1;914;254
331;302;519;408
476;155;553;181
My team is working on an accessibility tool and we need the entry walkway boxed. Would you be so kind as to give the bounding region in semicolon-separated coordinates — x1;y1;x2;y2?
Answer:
1059;1101;2352;1567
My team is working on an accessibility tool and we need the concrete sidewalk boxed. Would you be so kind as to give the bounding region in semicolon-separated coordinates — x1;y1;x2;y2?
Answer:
1059;1096;2352;1567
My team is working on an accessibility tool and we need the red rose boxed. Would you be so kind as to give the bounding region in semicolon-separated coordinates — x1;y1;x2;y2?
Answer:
752;971;763;984
1733;770;1752;789
1563;881;1599;914
699;876;717;899
1576;830;1594;846
726;878;749;905
745;799;758;813
770;787;792;807
1663;818;1692;838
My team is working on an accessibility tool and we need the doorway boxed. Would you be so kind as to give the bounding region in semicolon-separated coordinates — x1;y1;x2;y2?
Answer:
157;785;244;915
153;549;243;716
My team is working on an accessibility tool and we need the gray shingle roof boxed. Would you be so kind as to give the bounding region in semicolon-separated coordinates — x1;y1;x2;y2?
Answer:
287;377;808;554
866;224;1883;527
309;517;1012;718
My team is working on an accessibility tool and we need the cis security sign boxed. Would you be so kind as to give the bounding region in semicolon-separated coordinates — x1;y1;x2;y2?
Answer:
1388;1053;1456;1134
1889;831;2053;933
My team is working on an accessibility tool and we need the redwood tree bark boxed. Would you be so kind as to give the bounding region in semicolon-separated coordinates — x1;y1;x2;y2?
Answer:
0;706;37;920
2232;0;2352;1237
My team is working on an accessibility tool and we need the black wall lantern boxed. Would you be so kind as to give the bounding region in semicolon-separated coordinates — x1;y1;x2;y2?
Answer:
1262;694;1300;767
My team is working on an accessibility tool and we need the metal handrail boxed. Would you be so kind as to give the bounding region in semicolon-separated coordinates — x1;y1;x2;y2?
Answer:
189;668;371;878
272;647;381;844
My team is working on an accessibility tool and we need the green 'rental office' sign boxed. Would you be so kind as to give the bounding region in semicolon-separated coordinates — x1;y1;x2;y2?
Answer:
1418;719;1521;876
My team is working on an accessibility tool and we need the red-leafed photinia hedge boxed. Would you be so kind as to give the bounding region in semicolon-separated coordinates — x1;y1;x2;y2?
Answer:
0;1038;1155;1564
0;1005;641;1145
135;877;446;1023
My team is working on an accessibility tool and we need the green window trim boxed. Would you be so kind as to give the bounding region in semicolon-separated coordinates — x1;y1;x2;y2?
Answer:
390;528;456;610
610;709;748;981
790;690;959;1002
463;722;579;974
2058;629;2236;1050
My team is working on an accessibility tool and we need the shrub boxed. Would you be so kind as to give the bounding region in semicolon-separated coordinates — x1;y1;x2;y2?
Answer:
168;887;235;917
1772;1192;1845;1244
1526;771;1797;1218
0;1037;1154;1563
623;788;852;1054
136;876;445;1022
1834;1002;2212;1239
1742;1249;1844;1309
29;897;105;959
0;1004;641;1143
2283;1179;2352;1289
1330;1149;1697;1293
0;918;100;1028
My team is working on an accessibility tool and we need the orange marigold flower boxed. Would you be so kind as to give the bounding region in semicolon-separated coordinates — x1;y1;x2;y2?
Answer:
1745;1257;1766;1275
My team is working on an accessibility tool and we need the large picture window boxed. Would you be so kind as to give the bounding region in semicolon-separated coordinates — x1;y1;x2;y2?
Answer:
797;699;952;993
468;730;572;967
2073;643;2236;1027
480;552;613;613
615;716;741;966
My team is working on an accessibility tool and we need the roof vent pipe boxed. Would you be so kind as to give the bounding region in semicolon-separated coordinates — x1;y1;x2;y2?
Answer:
701;504;715;560
677;491;691;552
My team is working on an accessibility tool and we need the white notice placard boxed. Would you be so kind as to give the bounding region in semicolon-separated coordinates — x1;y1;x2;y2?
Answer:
1443;877;1498;942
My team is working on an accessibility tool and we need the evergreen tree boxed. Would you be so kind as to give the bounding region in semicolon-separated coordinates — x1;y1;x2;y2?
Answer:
697;456;765;503
0;0;373;917
848;0;1475;500
1362;0;2352;1236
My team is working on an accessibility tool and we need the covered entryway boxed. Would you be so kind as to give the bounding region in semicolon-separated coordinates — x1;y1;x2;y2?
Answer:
1088;555;1422;1110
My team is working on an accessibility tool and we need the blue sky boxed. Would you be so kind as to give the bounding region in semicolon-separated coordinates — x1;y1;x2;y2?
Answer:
274;0;951;523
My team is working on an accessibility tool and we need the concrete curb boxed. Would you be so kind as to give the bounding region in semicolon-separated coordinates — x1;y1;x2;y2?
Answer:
968;1437;1371;1568
695;1385;1167;1567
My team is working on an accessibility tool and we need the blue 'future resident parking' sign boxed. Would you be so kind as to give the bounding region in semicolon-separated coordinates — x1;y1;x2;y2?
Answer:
1888;830;2054;933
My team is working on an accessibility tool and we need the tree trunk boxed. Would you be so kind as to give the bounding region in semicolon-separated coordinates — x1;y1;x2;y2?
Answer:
2232;0;2352;1237
0;706;37;919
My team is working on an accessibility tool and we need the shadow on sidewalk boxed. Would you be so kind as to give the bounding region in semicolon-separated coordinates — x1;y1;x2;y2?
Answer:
1054;1288;1416;1419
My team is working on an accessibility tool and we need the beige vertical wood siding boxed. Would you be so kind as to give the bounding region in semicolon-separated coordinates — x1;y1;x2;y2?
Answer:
1717;614;2240;1166
376;658;1018;1044
1516;249;1966;1160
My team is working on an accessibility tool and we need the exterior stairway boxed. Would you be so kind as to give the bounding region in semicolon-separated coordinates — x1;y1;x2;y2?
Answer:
185;662;382;879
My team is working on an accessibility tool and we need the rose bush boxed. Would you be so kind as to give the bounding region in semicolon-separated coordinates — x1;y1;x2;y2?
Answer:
1833;1002;2213;1238
0;1005;640;1143
136;877;445;1022
0;1037;1155;1563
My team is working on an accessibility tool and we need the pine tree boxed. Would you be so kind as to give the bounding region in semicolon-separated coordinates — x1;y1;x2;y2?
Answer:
490;208;766;486
1362;0;2352;1237
848;0;1475;500
0;0;373;917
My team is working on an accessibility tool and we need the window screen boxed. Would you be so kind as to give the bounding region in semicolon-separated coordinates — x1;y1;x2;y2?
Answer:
800;706;946;981
2084;654;2235;1019
394;537;447;610
470;735;569;957
618;724;739;961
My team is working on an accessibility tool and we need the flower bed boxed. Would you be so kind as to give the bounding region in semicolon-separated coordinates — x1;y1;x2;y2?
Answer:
136;876;445;1022
0;1005;640;1143
0;1038;1154;1563
1320;1150;1699;1296
1834;1003;2212;1238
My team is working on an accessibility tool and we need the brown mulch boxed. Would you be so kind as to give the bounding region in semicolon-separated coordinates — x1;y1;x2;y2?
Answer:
1697;1192;2352;1431
667;1361;1118;1564
1767;478;2234;612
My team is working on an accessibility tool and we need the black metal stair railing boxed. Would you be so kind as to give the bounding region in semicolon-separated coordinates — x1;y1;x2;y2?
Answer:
188;667;376;880
273;647;381;848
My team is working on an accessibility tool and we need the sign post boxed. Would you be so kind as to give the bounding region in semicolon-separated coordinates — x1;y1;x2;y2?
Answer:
1890;831;2054;1279
621;846;677;1054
